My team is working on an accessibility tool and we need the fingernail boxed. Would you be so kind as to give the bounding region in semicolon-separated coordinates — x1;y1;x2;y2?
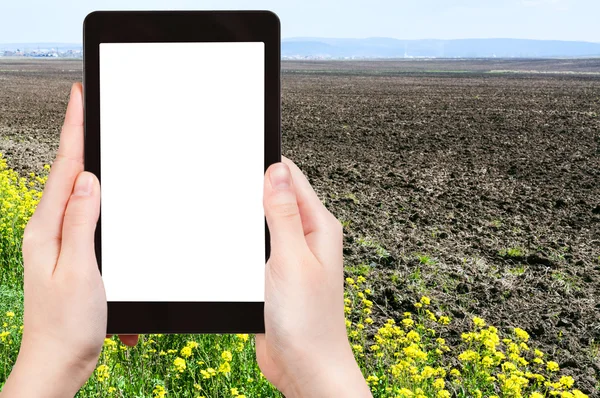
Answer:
73;173;93;196
269;163;291;190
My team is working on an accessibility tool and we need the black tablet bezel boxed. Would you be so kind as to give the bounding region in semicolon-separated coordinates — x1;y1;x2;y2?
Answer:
83;10;280;334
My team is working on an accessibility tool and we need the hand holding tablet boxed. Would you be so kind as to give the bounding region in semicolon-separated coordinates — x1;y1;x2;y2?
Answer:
2;10;372;398
8;82;371;397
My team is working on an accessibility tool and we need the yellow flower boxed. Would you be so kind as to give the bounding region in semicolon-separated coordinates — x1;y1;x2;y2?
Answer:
221;350;233;362
450;368;461;377
438;316;450;325
421;366;436;378
420;296;430;305
437;391;450;398
5;311;14;318
104;338;117;350
365;317;374;325
534;349;544;357
481;356;494;367
200;369;212;379
572;390;588;398
187;341;200;349
95;364;110;382
472;316;486;328
194;384;201;390
218;361;231;373
107;387;116;394
180;346;192;358
559;376;575;388
173;357;186;373
152;385;167;398
433;378;445;390
414;303;423;309
230;387;239;396
458;350;479;362
426;310;437;321
366;375;379;385
397;388;414;397
546;361;560;372
514;327;530;342
345;277;355;285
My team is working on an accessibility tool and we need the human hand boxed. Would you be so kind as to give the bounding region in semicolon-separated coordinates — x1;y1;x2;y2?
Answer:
255;157;372;398
1;83;137;398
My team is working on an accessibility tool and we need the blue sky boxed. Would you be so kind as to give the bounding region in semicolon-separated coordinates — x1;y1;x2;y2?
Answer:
0;0;598;43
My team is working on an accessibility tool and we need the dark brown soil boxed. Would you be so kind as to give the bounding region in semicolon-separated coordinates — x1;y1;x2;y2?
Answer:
1;58;599;395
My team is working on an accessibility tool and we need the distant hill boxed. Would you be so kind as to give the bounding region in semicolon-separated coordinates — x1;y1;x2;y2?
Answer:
2;39;600;59
282;38;600;58
0;43;81;50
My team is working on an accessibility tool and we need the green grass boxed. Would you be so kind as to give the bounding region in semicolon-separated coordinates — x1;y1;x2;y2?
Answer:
499;247;525;258
356;237;391;261
416;254;436;266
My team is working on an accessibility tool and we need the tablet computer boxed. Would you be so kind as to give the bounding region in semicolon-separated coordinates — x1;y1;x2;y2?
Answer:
83;11;280;334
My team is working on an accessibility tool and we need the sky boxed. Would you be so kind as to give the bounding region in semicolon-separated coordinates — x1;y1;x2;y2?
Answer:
0;0;599;43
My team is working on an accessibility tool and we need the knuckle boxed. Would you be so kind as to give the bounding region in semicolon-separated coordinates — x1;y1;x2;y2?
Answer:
266;194;299;219
22;222;38;246
272;201;300;219
64;200;91;227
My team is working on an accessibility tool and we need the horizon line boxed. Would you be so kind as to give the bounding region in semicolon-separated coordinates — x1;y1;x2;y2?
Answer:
1;37;600;45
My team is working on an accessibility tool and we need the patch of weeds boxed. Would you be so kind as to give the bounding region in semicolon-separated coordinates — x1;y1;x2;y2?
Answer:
416;253;436;266
340;219;352;230
408;267;427;291
489;219;502;228
356;237;390;261
588;339;600;361
346;263;371;277
390;273;400;285
551;272;581;292
508;265;526;276
499;247;525;258
343;192;359;204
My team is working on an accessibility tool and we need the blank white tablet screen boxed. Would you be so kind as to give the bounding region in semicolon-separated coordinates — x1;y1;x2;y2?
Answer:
99;42;265;302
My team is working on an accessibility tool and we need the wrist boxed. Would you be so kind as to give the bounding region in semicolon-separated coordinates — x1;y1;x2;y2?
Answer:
282;344;372;398
2;344;96;397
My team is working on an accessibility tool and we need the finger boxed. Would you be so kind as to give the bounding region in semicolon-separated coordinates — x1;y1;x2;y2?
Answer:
23;83;84;274
281;156;343;266
263;162;308;258
54;172;100;275
119;335;139;347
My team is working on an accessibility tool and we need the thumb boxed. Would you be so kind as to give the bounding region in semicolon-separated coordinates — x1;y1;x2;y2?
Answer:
263;162;308;257
56;171;100;272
